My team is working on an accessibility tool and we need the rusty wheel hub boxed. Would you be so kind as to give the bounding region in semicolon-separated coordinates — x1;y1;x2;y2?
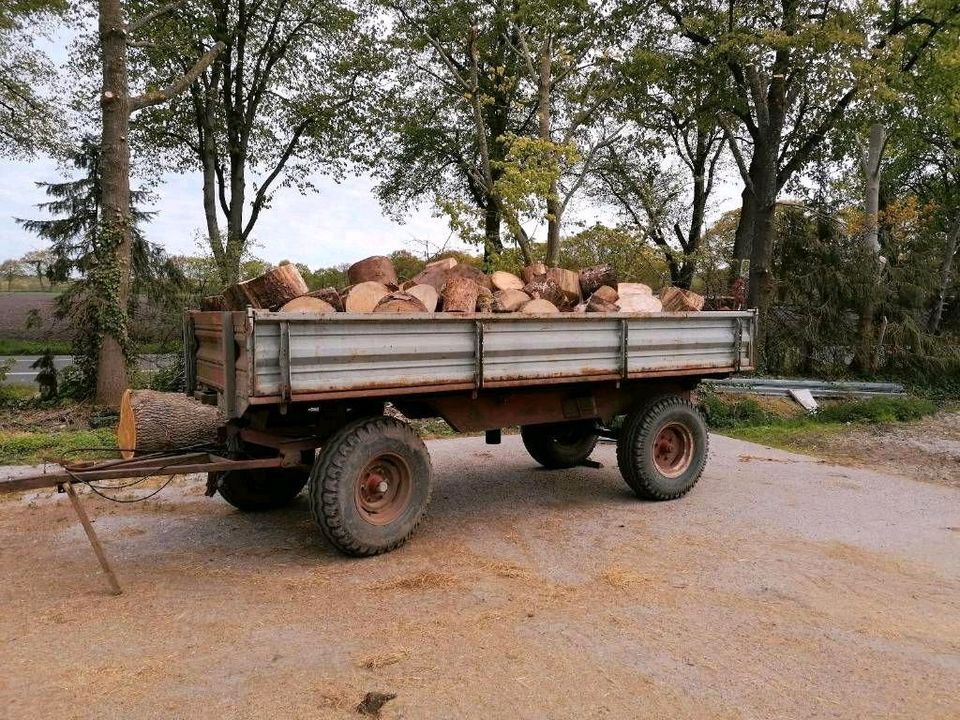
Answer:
355;453;412;525
653;422;694;478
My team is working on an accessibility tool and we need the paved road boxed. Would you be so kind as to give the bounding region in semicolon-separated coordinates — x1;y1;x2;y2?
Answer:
1;354;172;385
1;434;957;718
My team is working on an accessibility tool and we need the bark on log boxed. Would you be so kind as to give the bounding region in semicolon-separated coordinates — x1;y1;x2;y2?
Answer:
442;276;480;312
476;286;494;312
545;267;581;307
374;292;428;313
405;283;439;312
224;264;309;310
307;287;344;312
347;255;398;286
493;289;530;312
618;294;663;312
344;282;391;312
586;297;619;313
490;271;525;292
660;286;705;312
523;278;565;307
410;265;450;291
520;299;560;314
117;389;222;459
618;282;653;296
448;263;493;290
579;265;618;296
591;285;619;304
521;262;547;283
200;295;225;311
280;296;336;313
425;257;457;271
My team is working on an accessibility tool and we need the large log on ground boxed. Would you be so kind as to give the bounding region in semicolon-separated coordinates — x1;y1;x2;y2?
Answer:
579;265;618;296
520;299;560;314
523;278;565;307
545;267;581;307
348;256;398;286
491;271;525;292
344;281;391;312
448;263;493;290
405;283;439;311
442;276;479;312
307;287;344;311
493;289;530;312
591;285;619;304
374;292;428;313
521;262;547;283
280;296;336;313
117;389;222;459
223;264;308;310
660;286;705;312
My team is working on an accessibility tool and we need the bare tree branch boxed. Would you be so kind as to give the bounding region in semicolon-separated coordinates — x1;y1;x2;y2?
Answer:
127;0;186;34
130;42;226;112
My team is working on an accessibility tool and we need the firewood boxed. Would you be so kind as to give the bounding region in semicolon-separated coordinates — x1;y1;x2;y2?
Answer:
344;281;391;312
521;262;547;283
476;286;494;312
374;292;428;313
307;287;344;312
522;278;565;307
425;257;457;271
448;263;493;290
591;285;618;304
200;295;225;311
618;293;663;312
520;298;560;314
586;297;619;313
117;389;221;459
347;255;398;286
223;264;308;310
545;267;581;307
490;271;525;292
280;296;336;313
441;276;479;312
405;283;439;312
409;264;450;291
660;286;705;312
618;282;653;296
579;265;618;296
493;289;530;312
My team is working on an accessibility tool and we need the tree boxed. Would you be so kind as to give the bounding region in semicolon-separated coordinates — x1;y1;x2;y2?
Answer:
0;258;23;290
20;249;53;288
130;0;372;286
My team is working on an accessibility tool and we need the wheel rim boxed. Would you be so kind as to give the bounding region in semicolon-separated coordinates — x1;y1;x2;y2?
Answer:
653;422;694;478
354;452;412;526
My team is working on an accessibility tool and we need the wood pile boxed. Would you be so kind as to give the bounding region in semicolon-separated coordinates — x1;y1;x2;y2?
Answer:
210;257;708;316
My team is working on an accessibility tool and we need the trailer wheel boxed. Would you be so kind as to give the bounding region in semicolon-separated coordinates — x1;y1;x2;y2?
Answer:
308;416;432;556
214;467;309;512
520;421;599;469
616;396;708;500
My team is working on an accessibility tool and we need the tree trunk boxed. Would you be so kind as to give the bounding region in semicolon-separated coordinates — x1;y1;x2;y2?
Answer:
854;123;886;371
95;0;133;408
117;389;222;458
929;218;960;334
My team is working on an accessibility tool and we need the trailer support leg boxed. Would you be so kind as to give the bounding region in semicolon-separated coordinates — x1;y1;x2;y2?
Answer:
63;480;123;596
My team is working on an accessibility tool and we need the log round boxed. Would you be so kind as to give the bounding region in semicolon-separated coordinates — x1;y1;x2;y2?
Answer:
405;283;439;312
374;292;428;313
521;262;547;284
307;287;344;312
591;285;619;304
225;264;308;310
410;265;450;291
660;286;705;312
347;256;398;286
442;276;480;312
476;286;495;312
448;263;493;290
618;293;663;312
117;389;222;459
491;271;525;292
344;281;391;312
618;282;653;296
520;299;560;314
522;278;566;308
280;296;336;313
579;265;618;296
545;267;582;306
586;297;619;313
425;257;458;271
493;289;530;312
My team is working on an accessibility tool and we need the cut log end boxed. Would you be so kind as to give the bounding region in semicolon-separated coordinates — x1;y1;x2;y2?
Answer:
374;292;429;313
348;256;398;287
520;299;560;314
344;281;391;313
280;296;336;313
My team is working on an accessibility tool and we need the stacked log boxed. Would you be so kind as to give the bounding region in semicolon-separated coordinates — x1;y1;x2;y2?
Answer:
660;286;706;312
545;268;581;308
348;256;398;287
521;299;560;314
579;265;618;297
223;264;308;310
406;284;439;312
280;296;336;313
374;292;428;313
493;289;530;312
491;271;524;291
307;287;344;312
521;262;547;283
442;276;480;312
523;278;566;307
344;281;391;312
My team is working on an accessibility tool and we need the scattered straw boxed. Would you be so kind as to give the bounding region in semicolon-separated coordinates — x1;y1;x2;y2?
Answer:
600;565;650;589
368;571;459;592
359;649;408;670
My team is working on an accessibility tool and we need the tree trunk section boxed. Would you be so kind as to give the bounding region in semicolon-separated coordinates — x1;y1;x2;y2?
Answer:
280;296;336;313
578;265;618;296
929;219;959;334
441;276;480;312
343;282;391;312
348;256;398;286
224;264;309;310
117;389;222;458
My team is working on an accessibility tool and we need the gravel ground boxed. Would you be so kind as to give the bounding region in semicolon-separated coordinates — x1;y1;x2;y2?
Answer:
1;433;958;719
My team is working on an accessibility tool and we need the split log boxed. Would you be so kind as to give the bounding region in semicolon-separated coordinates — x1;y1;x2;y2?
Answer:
476;286;494;312
117;389;222;459
448;263;493;290
374;292;428;313
493;289;530;312
409;264;450;292
200;295;225;311
425;257;458;271
579;265;618;296
280;296;336;313
307;287;344;312
520;299;560;314
223;264;308;310
441;276;479;312
618;293;663;312
405;283;439;312
618;282;653;296
660;286;705;312
521;262;547;284
586;297;619;313
545;267;581;307
573;302;588;313
522;278;566;308
591;285;619;304
347;256;398;287
344;281;391;312
490;271;525;292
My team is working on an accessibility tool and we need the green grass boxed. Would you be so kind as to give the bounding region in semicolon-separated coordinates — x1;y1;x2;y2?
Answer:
719;419;850;451
0;338;73;355
0;428;117;465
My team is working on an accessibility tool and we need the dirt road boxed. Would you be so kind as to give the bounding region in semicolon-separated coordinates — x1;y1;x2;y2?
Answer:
1;434;958;719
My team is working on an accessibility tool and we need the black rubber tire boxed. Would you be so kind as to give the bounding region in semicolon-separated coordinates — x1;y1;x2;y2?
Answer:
520;421;600;469
308;415;433;557
616;396;708;500
214;467;309;512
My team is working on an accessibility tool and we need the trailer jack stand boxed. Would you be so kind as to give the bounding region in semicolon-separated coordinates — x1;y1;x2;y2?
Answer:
60;480;123;596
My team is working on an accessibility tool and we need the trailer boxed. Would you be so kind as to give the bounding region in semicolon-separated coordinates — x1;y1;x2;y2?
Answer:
4;309;756;568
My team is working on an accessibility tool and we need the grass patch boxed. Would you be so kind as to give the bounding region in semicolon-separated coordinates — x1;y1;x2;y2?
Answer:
0;338;73;355
720;420;850;452
0;428;116;465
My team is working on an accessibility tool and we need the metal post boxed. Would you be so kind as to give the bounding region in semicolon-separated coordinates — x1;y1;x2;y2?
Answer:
63;480;123;596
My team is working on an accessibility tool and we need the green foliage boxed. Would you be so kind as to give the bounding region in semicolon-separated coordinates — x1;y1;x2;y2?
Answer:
0;428;116;465
698;391;773;429
30;349;57;400
560;224;667;286
815;396;936;423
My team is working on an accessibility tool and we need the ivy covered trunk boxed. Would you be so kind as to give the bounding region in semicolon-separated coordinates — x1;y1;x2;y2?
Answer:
95;0;132;407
